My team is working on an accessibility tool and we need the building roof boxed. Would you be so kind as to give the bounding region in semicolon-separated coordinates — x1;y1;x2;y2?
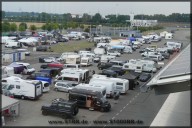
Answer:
1;95;20;111
150;90;190;126
146;44;190;87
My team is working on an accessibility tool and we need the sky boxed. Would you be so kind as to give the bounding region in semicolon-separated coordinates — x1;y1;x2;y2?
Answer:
2;2;190;16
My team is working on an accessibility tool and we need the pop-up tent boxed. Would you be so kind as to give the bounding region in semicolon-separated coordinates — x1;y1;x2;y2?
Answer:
8;62;24;74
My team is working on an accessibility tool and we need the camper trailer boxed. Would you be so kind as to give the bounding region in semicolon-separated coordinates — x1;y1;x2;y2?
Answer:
80;57;93;66
89;80;116;98
75;83;107;98
2;76;43;100
89;76;129;94
65;55;81;64
122;62;143;73
93;48;106;55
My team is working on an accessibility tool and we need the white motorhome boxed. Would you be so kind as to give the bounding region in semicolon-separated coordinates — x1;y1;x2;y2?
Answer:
75;83;107;98
2;76;43;100
166;42;182;51
89;80;115;98
128;59;157;73
90;76;129;94
94;48;106;55
5;41;22;48
80;57;93;66
15;62;35;75
60;68;90;83
65;54;81;64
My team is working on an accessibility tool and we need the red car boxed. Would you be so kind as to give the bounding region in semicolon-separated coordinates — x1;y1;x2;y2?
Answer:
48;62;64;68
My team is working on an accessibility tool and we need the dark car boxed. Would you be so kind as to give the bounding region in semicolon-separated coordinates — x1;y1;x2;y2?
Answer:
41;98;79;118
100;69;118;77
161;52;170;59
36;46;49;51
26;72;51;79
107;66;126;76
139;73;151;82
97;62;113;70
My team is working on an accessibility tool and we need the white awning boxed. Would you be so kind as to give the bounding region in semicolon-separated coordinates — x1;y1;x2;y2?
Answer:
1;95;20;111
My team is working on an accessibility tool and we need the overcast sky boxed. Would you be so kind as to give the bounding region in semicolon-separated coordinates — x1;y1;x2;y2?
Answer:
2;2;190;16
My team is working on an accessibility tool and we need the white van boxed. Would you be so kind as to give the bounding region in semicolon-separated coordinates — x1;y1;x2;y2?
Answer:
89;80;115;98
54;73;83;86
41;81;50;93
80;57;93;66
15;62;35;75
2;76;43;100
5;41;22;48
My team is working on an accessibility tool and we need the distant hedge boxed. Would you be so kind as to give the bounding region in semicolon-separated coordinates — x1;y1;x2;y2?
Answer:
133;25;164;32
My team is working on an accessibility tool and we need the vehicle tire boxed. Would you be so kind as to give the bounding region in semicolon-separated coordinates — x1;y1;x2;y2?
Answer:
42;111;48;116
100;107;105;112
73;106;79;116
99;67;102;70
62;114;67;119
21;95;25;100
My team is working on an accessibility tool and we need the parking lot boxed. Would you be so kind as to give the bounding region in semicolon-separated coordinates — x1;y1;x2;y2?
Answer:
3;28;190;126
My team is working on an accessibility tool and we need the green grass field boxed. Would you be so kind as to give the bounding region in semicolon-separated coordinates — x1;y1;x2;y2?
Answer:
50;41;94;53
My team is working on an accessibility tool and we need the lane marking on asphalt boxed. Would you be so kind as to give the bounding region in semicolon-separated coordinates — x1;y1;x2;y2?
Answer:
103;125;106;128
116;113;119;116
112;117;115;120
123;106;126;109
120;110;122;112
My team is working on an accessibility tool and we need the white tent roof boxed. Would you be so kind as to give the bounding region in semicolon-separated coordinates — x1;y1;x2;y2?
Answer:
1;95;19;111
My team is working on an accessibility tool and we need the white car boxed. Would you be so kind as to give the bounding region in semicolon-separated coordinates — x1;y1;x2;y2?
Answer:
43;57;57;63
107;50;121;57
54;81;74;93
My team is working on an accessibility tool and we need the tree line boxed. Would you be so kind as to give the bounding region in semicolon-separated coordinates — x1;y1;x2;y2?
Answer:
2;11;190;24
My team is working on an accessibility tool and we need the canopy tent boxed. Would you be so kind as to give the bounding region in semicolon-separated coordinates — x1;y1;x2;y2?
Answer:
1;95;20;111
8;62;25;74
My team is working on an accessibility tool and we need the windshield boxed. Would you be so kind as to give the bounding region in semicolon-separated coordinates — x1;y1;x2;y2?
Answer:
26;65;33;69
2;84;8;89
